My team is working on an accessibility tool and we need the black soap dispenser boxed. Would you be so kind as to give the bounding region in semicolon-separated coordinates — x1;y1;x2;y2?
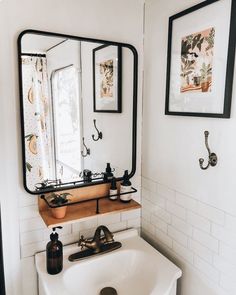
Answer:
103;163;113;181
46;226;63;275
120;170;132;202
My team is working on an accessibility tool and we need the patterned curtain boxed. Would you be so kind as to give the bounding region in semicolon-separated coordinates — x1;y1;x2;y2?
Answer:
22;56;54;191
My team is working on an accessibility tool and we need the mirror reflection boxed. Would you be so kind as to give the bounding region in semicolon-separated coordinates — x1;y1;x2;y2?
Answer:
19;32;136;193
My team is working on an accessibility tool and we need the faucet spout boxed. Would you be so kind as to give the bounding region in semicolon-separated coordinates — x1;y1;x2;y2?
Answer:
78;225;114;253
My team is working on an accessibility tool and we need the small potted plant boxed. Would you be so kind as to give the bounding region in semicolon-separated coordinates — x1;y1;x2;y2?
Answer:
200;62;212;92
49;192;71;219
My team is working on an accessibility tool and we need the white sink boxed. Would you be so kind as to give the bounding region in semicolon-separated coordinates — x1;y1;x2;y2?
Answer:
35;229;182;295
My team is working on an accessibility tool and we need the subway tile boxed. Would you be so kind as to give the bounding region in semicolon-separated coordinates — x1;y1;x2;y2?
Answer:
193;228;219;253
20;229;44;246
154;205;171;224
44;224;72;240
141;208;151;222
20;217;46;233
141;187;150;200
225;214;236;232
211;224;236;248
173;241;194;264
61;233;80;245
167;225;188;247
197;202;225;225
213;255;236;277
21;240;47;258
175;192;197;212
166;201;186;220
149;192;166;208
142;219;155;236
19;194;37;207
19;205;40;220
189;239;213;264
187;211;211;233
156;183;175;201
172;215;193;237
151;215;168;233
194;256;220;283
79;227;98;239
127;218;141;228
142;198;156;213
220;273;236;294
97;213;121;225
72;217;98;233
142;177;157;192
219;242;236;266
155;228;173;249
107;221;127;233
121;209;141;221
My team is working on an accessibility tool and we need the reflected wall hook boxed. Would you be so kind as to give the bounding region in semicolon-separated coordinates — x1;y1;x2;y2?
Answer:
199;131;217;170
92;119;103;141
81;137;90;157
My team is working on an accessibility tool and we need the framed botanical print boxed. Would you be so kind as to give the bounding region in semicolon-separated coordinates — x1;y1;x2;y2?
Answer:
93;44;122;113
165;0;236;118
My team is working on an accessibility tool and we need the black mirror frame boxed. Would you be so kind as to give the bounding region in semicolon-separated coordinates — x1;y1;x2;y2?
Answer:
17;29;138;195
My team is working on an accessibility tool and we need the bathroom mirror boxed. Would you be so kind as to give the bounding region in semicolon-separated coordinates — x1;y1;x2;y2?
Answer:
18;30;138;195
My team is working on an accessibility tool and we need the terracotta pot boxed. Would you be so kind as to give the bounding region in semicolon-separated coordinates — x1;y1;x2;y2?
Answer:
201;81;210;92
51;206;67;219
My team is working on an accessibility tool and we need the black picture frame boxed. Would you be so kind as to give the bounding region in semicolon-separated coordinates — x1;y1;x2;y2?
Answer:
17;30;138;195
165;0;236;118
0;208;5;295
93;44;122;113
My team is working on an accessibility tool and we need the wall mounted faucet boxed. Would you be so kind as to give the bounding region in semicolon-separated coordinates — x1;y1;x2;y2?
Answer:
81;137;90;158
92;119;103;141
199;131;217;170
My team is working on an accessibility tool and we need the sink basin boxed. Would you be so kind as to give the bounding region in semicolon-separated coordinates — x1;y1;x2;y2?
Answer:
35;229;182;295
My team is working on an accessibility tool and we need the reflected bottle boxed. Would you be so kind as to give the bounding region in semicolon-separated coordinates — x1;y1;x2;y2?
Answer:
46;227;63;275
120;170;132;202
109;177;118;201
103;163;113;181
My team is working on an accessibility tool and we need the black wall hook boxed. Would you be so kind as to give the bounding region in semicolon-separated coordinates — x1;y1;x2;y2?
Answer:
92;119;103;141
199;131;217;170
81;137;90;158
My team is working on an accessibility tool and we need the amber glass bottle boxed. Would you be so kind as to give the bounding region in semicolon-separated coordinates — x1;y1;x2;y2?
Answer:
46;227;63;275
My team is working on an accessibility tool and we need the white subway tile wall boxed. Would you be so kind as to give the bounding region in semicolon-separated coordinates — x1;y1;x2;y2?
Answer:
19;196;141;259
141;176;236;295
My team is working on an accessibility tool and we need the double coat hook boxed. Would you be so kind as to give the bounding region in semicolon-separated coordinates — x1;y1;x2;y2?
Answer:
199;131;217;170
92;119;103;141
81;137;90;158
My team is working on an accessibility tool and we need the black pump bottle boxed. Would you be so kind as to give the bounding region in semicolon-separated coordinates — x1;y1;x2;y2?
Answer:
46;226;63;275
103;163;114;181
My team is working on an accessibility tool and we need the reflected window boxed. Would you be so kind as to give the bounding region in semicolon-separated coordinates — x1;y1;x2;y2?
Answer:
51;65;83;182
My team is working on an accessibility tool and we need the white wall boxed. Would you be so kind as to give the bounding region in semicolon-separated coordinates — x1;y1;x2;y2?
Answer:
81;42;134;176
0;0;143;294
142;0;236;294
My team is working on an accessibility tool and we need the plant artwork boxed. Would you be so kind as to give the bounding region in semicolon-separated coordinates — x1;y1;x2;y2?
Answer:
93;45;122;113
180;28;215;93
99;59;114;98
165;0;236;118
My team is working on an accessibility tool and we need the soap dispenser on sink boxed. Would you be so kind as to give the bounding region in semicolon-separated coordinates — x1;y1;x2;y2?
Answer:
46;226;63;275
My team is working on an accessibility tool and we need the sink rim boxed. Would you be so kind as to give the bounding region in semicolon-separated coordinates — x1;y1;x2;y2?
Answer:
35;228;182;295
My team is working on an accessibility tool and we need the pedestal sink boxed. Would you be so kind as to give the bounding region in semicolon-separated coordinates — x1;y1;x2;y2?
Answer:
35;229;182;295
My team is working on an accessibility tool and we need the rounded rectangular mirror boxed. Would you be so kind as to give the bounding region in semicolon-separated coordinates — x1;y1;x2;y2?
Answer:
18;30;138;194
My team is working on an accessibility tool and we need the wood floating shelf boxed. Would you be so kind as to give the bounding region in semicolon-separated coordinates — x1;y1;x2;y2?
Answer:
39;198;141;228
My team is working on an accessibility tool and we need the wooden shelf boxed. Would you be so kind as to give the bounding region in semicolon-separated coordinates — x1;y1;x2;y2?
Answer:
39;198;141;228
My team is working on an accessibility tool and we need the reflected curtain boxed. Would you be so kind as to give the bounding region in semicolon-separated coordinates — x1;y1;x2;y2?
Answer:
22;56;54;191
